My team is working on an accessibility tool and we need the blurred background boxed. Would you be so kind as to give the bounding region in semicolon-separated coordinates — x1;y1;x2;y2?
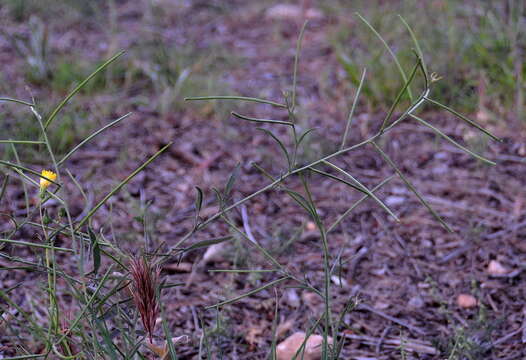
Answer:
1;0;524;152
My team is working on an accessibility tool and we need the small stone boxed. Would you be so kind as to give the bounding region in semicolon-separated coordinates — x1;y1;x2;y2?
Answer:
408;296;424;309
457;294;478;308
202;243;226;263
276;332;333;360
487;260;508;276
305;221;316;231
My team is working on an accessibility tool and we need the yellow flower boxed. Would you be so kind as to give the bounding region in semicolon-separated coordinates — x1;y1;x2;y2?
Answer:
40;169;57;190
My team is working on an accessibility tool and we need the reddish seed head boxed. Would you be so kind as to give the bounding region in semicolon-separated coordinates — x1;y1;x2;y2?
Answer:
129;256;160;343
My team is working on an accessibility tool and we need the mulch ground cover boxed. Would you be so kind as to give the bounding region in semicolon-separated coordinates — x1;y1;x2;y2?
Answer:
1;1;525;358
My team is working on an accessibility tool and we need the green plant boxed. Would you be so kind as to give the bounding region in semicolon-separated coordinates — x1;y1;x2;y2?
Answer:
0;14;502;360
330;0;525;124
182;17;500;359
0;51;175;358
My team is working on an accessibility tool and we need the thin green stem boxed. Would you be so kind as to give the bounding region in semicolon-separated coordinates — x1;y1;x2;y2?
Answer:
185;96;286;108
44;50;125;129
410;114;495;165
0;97;35;107
0;140;45;144
291;21;308;112
341;68;367;149
356;12;413;102
0;238;74;252
58;112;131;166
76;142;172;230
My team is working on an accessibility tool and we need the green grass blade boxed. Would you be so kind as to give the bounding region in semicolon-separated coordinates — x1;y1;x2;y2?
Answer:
424;97;502;141
208;269;277;273
410;114;496;165
398;15;428;77
297;128;316;147
322;160;399;221
381;59;420;131
256;128;291;168
290;315;324;360
0;174;8;203
327;175;394;233
268;291;279;360
58;112;132;166
9;145;30;218
292;20;308;111
54;266;113;345
181;236;233;253
372;142;453;232
76;142;172;230
0;355;46;359
0;97;35;107
0;160;60;188
0;238;74;252
184;96;286;108
0;140;45;144
231;111;294;127
205;276;289;309
44;50;125;129
356;12;413;102
160;303;178;360
309;167;366;195
341;68;366;149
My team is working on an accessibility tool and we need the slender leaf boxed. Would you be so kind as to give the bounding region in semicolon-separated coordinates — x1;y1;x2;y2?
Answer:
231;111;294;127
185;96;286;108
297;128;316;147
0;97;35;107
224;162;241;199
206;276;289;309
425;97;501;141
256;128;292;167
44;50;125;129
58;112;131;166
182;236;232;253
381;59;420;131
372;142;453;232
410;114;496;165
322;160;399;221
356;12;413;102
328;175;394;233
88;227;101;275
292;21;308;111
0;140;45;144
76;142;172;230
399;15;428;77
341;68;367;149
